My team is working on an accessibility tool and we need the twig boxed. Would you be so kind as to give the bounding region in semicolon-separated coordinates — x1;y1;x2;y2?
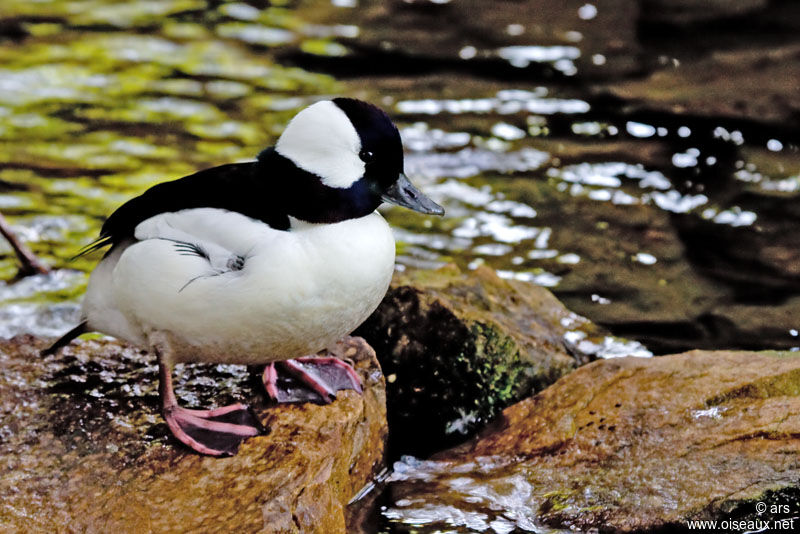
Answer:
0;211;49;276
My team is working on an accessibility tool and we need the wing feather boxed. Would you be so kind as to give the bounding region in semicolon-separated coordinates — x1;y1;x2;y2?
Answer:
77;157;289;257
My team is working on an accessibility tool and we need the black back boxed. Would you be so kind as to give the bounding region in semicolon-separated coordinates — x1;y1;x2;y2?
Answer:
82;159;288;255
82;99;406;255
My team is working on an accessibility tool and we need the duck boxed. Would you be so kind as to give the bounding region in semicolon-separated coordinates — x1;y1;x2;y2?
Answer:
46;98;444;456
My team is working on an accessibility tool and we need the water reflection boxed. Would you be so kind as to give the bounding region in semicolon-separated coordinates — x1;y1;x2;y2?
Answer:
389;102;773;317
385;456;549;533
397;88;590;115
0;1;798;361
497;45;580;75
0;271;83;338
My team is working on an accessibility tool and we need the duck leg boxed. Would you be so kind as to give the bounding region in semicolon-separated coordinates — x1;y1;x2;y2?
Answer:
159;363;262;456
262;357;362;404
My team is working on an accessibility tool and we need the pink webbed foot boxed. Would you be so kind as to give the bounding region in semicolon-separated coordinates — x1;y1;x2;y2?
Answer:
163;403;262;456
262;356;362;404
159;364;262;456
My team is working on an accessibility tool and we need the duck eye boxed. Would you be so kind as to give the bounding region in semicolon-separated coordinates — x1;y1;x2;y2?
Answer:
359;150;374;163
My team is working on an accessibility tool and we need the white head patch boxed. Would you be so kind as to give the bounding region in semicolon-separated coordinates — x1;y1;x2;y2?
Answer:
275;100;364;189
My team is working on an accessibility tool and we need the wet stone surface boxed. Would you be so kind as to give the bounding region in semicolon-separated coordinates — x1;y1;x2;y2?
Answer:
0;335;387;534
356;265;649;459
383;349;800;533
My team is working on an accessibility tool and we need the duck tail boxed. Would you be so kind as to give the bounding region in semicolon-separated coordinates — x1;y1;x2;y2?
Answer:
41;321;88;357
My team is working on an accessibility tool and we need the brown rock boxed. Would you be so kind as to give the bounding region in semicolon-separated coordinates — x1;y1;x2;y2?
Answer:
0;335;386;534
355;265;632;457
385;350;800;532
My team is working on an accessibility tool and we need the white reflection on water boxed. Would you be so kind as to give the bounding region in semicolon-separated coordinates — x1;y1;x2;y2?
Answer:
425;180;493;206
397;89;590;116
651;190;708;213
0;270;85;339
497;45;581;75
547;161;756;226
411;178;549;267
701;206;757;227
473;243;514;256
219;2;260;21
140;97;221;119
217;23;295;46
571;121;604;136
633;252;657;265
0;270;83;301
578;3;598;20
626;121;656;138
384;503;492;531
497;269;561;287
548;162;671;190
734;167;800;193
563;330;653;359
401;123;472;151
0;302;81;339
389;124;567;285
486;200;537;218
0;66;114;106
491;122;526;141
766;139;783;152
385;456;544;533
453;213;539;243
672;148;699;168
406;147;549;181
692;406;726;419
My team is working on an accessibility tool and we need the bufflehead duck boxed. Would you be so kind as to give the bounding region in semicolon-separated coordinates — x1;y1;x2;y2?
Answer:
47;98;444;456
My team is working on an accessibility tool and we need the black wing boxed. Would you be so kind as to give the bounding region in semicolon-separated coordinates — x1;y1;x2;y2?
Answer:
79;157;290;256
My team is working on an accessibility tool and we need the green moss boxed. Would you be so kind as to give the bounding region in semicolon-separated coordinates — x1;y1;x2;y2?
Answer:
540;490;576;513
470;321;527;414
707;367;800;406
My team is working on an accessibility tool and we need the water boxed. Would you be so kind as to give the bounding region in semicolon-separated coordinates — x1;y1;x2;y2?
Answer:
1;1;799;532
1;0;798;355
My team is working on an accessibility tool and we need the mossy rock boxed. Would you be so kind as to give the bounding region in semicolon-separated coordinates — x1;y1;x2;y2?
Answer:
355;264;607;457
385;349;800;531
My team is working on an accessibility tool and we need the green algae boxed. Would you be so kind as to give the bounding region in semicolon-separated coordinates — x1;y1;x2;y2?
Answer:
706;364;800;405
469;321;528;415
540;490;577;514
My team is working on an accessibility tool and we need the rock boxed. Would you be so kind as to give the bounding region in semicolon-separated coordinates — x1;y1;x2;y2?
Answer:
354;265;640;457
384;349;800;532
0;335;386;534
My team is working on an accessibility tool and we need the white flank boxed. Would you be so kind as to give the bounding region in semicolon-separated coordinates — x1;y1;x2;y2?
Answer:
276;100;365;189
82;208;395;366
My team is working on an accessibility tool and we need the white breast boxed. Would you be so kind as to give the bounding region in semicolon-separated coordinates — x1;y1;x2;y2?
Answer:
82;208;396;365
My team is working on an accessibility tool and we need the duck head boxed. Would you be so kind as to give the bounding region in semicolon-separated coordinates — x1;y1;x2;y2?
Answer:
262;98;444;223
